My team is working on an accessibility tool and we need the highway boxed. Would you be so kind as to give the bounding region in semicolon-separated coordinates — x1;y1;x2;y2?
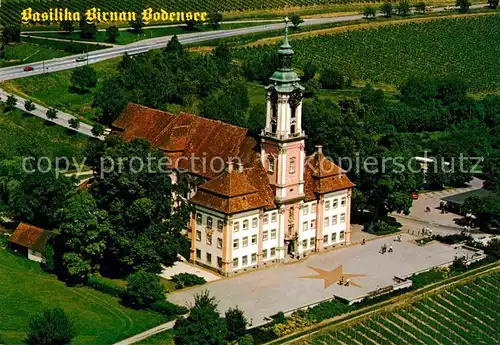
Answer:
0;4;487;82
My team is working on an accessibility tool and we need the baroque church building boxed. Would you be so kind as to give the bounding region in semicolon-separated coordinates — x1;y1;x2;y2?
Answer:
112;24;354;276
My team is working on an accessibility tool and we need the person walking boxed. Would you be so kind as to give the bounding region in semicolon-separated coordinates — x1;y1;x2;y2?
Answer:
389;244;393;253
345;278;350;286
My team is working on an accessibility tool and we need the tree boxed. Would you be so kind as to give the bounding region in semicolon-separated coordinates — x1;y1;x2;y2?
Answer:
2;26;20;44
213;43;232;64
5;94;16;110
456;0;471;12
462;195;500;232
24;100;35;112
415;2;427;13
209;12;223;29
58;191;110;282
68;118;80;130
165;35;184;56
130;17;144;33
60;20;74;34
106;25;120;43
185;19;202;30
91;123;105;137
290;13;304;28
225;307;247;342
380;2;393;17
363;7;377;19
70;66;98;93
397;0;411;16
93;77;129;125
302;62;317;82
488;0;499;8
319;68;345;89
174;291;227;345
121;271;165;308
46;108;58;120
26;308;75;345
79;18;97;39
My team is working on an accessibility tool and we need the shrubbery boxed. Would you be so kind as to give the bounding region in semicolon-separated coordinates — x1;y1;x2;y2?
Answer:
121;271;165;308
171;273;206;289
88;275;126;297
364;221;400;235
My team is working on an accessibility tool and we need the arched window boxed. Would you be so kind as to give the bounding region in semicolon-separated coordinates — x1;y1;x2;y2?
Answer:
268;156;275;172
270;89;278;133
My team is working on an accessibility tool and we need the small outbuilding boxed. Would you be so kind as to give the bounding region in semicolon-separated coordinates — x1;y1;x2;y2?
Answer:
8;222;55;263
441;188;493;214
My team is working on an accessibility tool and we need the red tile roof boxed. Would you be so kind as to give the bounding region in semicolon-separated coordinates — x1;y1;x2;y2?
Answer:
9;222;55;252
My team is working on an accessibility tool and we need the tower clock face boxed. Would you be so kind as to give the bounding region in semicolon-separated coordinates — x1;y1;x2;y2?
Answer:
289;89;302;108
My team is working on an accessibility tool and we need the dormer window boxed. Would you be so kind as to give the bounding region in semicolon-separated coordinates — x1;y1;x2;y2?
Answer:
269;156;275;172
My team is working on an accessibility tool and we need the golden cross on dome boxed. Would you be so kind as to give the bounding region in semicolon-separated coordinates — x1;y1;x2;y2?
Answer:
300;265;367;289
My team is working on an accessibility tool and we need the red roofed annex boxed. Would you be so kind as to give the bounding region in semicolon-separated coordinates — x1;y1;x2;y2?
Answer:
112;23;354;276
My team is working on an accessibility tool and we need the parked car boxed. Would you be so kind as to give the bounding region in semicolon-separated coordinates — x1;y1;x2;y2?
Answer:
75;56;87;62
23;65;34;72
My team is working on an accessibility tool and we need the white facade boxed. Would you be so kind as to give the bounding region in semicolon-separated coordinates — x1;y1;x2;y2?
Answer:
28;249;44;263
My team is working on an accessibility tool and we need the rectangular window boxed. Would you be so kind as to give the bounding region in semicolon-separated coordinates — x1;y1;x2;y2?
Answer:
325;200;330;211
233;257;239;268
206;253;212;263
217;257;222;268
217;238;222;249
303;221;308;231
234;222;240;232
341;197;347;207
242;255;248;266
340;231;345;240
302;239;307;248
233;239;239;249
270;247;276;257
196;213;202;225
340;213;346;223
310;237;315;247
196;249;201;259
323;235;328;244
311;203;316;213
207;217;213;229
271;229;277;239
251;234;257;245
263;231;269;241
333;198;338;209
263;214;269;224
303;205;309;215
243;220;249;230
310;220;316;229
242;237;248;247
251;253;257;264
269;157;275;172
206;234;212;245
252;217;258;228
271;212;277;223
331;232;337;242
332;215;338;225
196;230;201;242
262;249;268;259
289;157;296;174
217;220;223;232
324;217;330;227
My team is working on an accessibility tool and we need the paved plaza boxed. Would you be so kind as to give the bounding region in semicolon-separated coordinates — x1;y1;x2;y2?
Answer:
167;234;476;326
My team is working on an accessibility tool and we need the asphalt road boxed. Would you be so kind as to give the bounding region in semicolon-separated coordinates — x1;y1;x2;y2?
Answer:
0;5;487;82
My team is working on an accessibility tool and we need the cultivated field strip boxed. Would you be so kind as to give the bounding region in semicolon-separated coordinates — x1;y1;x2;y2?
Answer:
293;272;500;345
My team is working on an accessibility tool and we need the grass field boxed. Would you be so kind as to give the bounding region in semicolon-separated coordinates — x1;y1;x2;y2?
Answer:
135;329;175;345
0;249;169;345
291;272;500;345
1;58;119;121
0;42;71;68
27;22;269;45
0;105;89;160
234;14;500;92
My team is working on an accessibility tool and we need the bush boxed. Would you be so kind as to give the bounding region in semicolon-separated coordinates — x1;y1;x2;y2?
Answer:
151;300;188;316
303;78;321;98
432;233;471;244
319;68;345;89
239;334;254;345
264;311;312;338
363;221;400;235
121;271;165;308
363;6;377;18
26;308;75;345
171;273;206;289
88;275;126;297
306;299;353;322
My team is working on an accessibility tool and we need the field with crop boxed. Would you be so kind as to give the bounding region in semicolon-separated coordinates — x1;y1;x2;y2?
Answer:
292;272;500;345
234;14;500;92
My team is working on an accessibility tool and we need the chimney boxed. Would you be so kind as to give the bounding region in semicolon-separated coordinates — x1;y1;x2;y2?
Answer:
315;145;323;154
236;162;244;173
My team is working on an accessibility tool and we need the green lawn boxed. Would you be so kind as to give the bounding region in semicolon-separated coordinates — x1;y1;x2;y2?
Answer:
0;249;168;345
28;22;268;45
0;42;71;68
135;329;175;345
1;58;119;121
0;105;89;161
